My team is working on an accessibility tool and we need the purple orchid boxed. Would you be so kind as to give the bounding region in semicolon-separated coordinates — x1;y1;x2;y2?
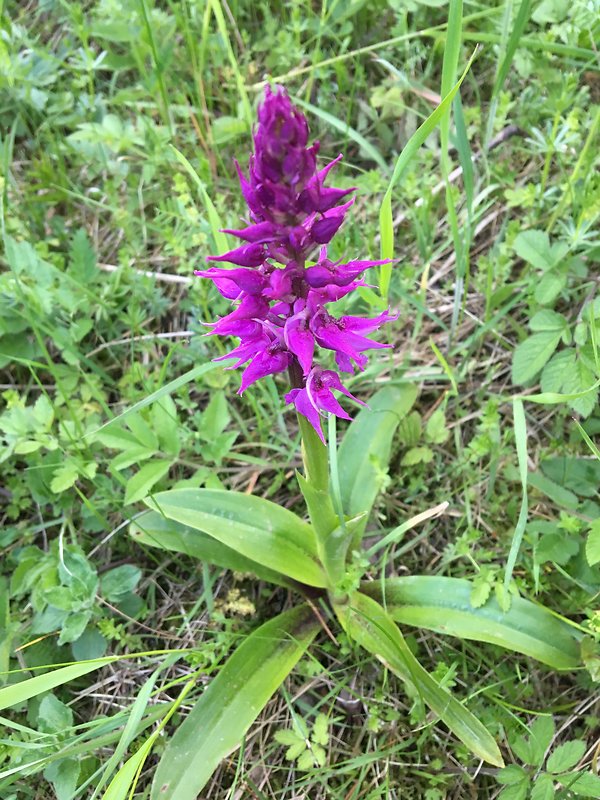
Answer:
196;85;394;442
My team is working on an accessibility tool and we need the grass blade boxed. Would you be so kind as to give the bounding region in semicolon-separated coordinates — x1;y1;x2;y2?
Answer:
504;398;528;589
379;47;479;298
169;144;229;253
86;362;221;439
486;0;533;143
292;97;388;172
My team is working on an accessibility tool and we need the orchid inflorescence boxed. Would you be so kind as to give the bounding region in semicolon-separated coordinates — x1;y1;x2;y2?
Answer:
196;85;396;442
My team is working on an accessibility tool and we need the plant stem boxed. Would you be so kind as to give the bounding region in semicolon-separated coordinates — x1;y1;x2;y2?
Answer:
297;412;330;493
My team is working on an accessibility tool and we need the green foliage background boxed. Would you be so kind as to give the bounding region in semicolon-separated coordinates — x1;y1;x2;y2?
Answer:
0;0;599;797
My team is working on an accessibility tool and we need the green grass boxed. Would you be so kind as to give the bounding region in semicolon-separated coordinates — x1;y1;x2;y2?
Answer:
1;0;599;797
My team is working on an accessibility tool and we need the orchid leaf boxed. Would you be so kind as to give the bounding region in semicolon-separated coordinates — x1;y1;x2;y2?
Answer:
150;604;319;800
335;591;504;767
337;384;418;540
361;576;581;670
129;510;293;587
145;489;327;587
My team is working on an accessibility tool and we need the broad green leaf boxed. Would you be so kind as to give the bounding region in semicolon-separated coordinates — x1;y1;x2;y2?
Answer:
546;740;586;773
530;310;568;332
511;715;555;767
425;408;449;444
534;270;566;305
150;604;319;800
129;510;292;586
50;463;79;494
512;332;562;385
101;565;142;602
145;489;327;587
586;520;600;566
124;460;172;505
152;396;181;457
338;384;418;539
559;771;600;797
360;576;580;669
498;765;529;785
527;471;579;511
513;230;554;271
335;591;504;767
38;693;73;732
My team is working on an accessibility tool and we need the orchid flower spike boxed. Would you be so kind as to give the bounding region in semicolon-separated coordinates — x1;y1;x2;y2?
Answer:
198;84;395;440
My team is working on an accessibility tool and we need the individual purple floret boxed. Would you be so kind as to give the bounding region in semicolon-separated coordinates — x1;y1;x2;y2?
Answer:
196;85;395;443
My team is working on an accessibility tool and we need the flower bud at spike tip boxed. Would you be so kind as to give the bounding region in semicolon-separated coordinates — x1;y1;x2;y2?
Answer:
197;84;394;439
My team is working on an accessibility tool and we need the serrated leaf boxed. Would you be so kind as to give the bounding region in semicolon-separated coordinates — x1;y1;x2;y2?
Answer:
512;332;562;385
530;310;568;332
312;742;327;767
530;774;555;800
529;716;556;763
361;577;580;669
126;413;159;450
297;750;316;771
586;520;600;566
541;350;577;394
425;409;449;444
470;576;492;608
546;740;586;773
130;510;291;586
335;591;504;767
535;270;567;305
124;460;172;505
494;581;512;612
514;230;554;270
274;729;304;747
401;446;434;465
312;713;329;746
50;464;79;494
398;410;422;446
152;396;181;457
69;228;97;282
150;605;319;800
562;359;598;418
101;565;142;601
560;771;600;797
498;784;529;800
498;765;529;785
145;489;326;587
286;741;308;761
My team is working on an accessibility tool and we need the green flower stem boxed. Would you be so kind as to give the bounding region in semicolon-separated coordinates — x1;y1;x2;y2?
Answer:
296;413;340;582
297;412;330;493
